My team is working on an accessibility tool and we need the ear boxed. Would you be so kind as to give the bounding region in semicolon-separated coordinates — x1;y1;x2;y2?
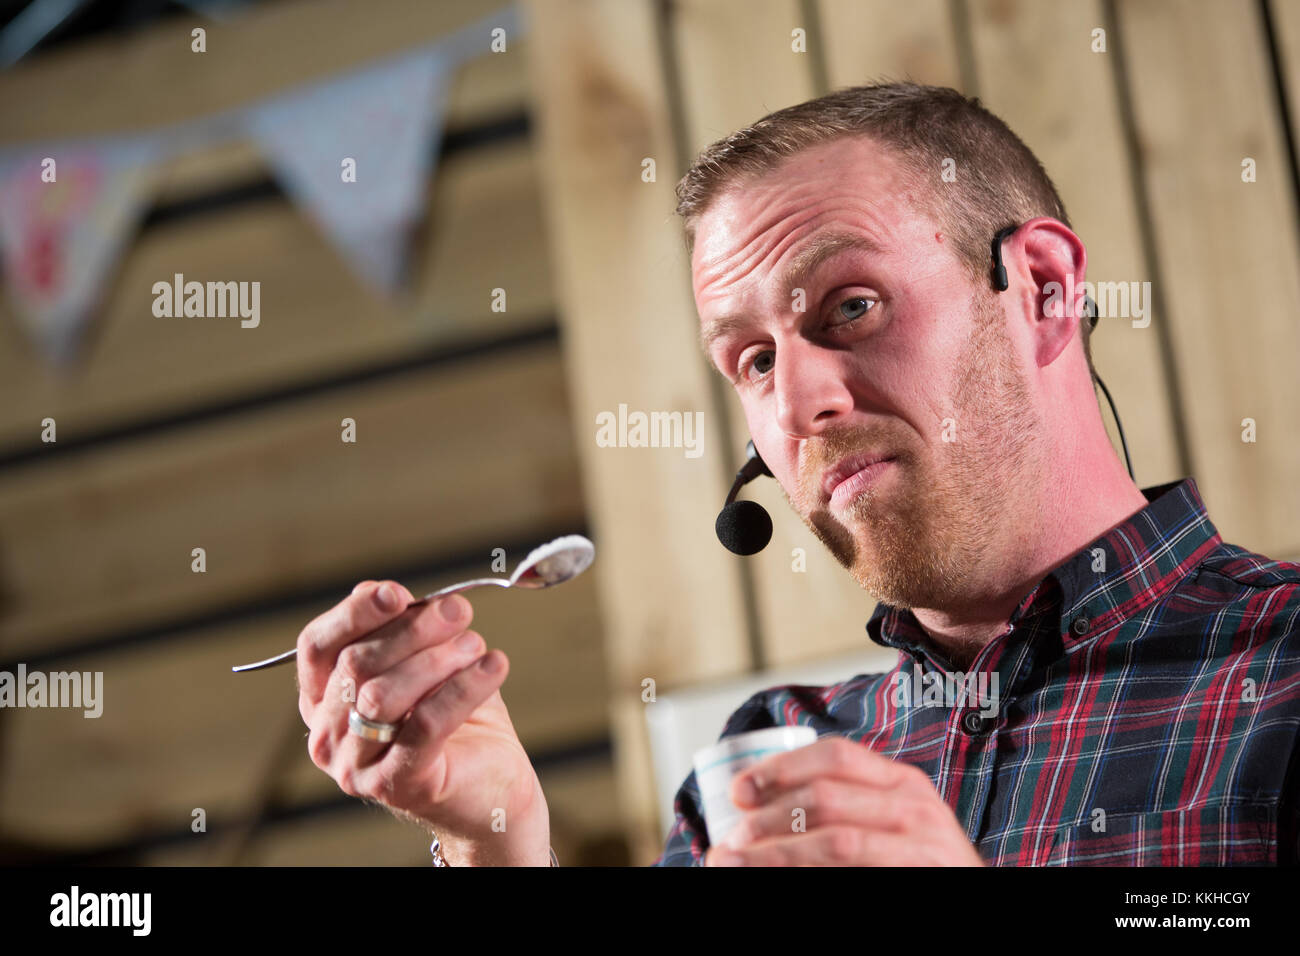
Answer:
1006;217;1088;370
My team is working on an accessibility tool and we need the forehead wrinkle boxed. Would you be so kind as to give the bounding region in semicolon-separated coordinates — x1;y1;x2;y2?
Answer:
779;231;883;300
697;230;884;357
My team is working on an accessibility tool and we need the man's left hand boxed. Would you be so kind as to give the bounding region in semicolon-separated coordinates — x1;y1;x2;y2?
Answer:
703;736;985;866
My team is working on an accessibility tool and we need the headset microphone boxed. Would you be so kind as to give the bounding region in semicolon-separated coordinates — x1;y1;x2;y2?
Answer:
715;439;774;555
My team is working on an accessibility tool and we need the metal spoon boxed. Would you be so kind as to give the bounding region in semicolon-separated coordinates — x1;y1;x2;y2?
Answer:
230;534;595;673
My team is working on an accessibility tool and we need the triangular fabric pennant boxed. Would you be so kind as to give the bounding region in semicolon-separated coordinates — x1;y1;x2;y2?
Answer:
0;138;159;364
245;49;449;295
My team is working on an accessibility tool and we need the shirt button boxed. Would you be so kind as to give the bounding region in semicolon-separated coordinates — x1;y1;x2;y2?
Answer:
961;711;991;735
1070;616;1091;636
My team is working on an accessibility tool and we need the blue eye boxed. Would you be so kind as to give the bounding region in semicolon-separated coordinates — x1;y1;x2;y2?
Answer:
838;296;874;321
737;295;877;384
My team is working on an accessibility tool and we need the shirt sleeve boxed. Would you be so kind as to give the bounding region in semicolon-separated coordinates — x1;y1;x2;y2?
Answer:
649;688;777;866
1282;724;1300;866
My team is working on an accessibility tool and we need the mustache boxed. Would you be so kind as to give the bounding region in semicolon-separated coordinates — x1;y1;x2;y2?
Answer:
797;426;909;496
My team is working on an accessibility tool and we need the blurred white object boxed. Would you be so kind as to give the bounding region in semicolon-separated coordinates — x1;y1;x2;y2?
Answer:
693;725;818;846
644;647;900;839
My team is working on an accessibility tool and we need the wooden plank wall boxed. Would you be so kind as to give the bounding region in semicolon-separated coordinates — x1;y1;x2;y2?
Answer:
0;0;626;866
525;0;1300;862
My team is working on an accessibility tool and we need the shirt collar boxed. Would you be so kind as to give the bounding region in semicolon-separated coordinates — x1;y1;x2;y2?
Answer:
867;477;1223;655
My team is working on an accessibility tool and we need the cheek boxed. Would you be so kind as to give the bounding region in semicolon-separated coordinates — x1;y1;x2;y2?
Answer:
857;340;955;445
740;410;798;493
738;404;775;466
846;336;924;409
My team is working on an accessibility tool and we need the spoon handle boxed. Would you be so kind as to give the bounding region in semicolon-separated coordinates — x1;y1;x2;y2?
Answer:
230;578;512;673
406;577;511;607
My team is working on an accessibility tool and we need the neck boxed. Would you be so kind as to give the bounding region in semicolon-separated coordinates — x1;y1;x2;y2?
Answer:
912;407;1149;669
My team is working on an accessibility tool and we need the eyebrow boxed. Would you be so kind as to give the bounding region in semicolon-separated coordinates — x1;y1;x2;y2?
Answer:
697;232;884;357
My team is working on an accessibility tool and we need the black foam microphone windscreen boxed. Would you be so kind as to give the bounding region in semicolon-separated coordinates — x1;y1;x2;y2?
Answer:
715;499;773;555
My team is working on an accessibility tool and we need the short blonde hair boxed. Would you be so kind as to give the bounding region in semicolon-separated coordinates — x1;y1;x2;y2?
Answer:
676;82;1093;370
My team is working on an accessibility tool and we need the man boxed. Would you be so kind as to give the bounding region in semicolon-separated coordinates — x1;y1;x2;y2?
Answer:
295;83;1299;866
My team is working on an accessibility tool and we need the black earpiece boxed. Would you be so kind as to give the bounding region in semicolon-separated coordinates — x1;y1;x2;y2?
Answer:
715;439;774;555
991;225;1018;293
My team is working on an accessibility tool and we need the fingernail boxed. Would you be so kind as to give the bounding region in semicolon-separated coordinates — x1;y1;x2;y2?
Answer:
374;583;398;612
438;596;463;622
454;631;480;652
734;774;758;805
478;652;499;673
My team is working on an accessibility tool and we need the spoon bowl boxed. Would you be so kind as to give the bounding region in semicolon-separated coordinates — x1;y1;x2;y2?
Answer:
231;534;595;673
505;534;595;589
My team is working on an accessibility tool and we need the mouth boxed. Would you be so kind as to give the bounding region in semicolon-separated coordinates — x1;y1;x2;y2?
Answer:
823;452;897;508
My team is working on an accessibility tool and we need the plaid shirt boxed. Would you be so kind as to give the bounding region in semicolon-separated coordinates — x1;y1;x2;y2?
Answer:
652;478;1300;866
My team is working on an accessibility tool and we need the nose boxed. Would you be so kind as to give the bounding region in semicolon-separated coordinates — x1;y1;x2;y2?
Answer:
772;338;854;438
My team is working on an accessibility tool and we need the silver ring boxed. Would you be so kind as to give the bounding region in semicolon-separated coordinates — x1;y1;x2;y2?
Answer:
348;706;400;743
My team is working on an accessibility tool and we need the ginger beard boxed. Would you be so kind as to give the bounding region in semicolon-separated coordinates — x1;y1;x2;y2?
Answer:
779;290;1044;611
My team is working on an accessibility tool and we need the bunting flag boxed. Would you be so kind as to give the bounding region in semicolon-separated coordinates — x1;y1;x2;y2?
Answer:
0;138;160;364
0;4;521;366
245;49;447;295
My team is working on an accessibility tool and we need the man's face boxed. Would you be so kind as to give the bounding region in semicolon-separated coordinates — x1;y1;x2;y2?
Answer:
693;135;1044;611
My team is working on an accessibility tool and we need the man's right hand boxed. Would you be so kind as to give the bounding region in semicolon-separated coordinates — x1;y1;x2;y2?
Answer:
296;580;551;866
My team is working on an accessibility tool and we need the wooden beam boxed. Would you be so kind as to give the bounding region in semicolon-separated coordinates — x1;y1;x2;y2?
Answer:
966;0;1184;488
0;0;524;143
0;140;552;449
0;561;609;848
522;0;754;864
0;344;584;658
1116;0;1300;556
1268;0;1300;189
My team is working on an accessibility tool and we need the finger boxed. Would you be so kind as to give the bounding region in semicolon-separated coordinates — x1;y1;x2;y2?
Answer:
307;662;381;776
309;606;476;774
333;630;489;772
722;777;916;848
353;649;509;801
730;736;916;808
333;595;474;691
711;827;925;866
296;580;415;702
355;627;484;725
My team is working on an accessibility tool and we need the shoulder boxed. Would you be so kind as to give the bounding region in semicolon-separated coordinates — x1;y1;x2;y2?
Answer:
1181;546;1300;707
722;669;899;734
1198;543;1300;591
1193;543;1300;636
